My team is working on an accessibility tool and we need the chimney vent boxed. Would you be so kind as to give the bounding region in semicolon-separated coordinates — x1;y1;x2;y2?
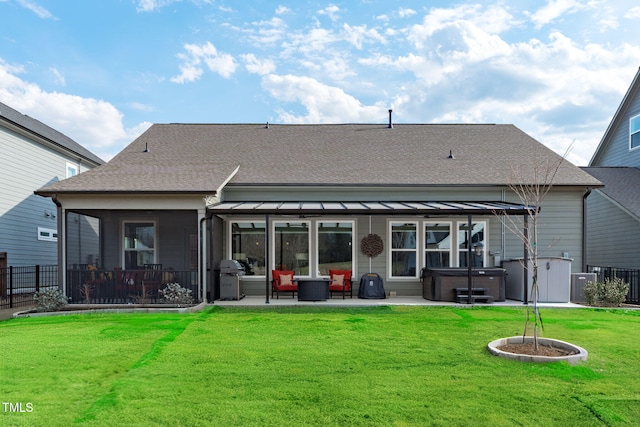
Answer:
388;109;393;129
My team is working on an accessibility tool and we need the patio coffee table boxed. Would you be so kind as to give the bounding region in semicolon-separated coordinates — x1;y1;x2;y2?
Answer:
297;279;330;301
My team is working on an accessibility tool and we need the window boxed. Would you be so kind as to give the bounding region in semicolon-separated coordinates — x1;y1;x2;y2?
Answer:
123;222;155;269
630;115;640;150
274;221;310;276
230;222;266;276
389;222;418;278
424;222;452;268
317;221;353;275
457;221;485;267
37;227;58;242
66;162;78;178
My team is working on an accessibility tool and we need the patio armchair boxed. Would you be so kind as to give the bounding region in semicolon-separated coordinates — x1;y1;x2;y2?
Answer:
271;270;298;299
328;269;353;299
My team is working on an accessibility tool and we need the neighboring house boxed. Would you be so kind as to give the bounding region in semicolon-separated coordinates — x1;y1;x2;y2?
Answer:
35;119;601;302
0;101;104;268
583;67;640;270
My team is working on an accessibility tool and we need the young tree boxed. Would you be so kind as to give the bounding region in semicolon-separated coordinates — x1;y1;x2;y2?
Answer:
498;143;572;350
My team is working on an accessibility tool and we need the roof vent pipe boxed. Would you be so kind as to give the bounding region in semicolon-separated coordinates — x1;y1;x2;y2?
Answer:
143;142;149;153
388;109;393;129
265;122;269;129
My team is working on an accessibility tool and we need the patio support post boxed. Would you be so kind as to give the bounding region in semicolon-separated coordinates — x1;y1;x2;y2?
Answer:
467;214;473;304
265;214;270;304
523;215;529;305
199;211;207;303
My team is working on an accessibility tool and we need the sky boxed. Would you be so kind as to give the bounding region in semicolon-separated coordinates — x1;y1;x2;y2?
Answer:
1;1;640;165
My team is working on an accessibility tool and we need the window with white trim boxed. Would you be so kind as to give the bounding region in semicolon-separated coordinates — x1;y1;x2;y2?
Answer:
424;221;452;268
230;221;266;276
66;162;78;178
457;221;486;267
317;221;354;275
630;114;640;150
274;221;310;276
37;227;58;242
389;222;418;278
123;221;156;269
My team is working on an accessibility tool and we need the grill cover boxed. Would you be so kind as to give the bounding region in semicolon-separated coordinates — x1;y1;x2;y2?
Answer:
358;273;386;299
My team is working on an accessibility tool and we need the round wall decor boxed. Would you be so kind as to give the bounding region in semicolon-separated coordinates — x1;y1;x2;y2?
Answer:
360;233;384;258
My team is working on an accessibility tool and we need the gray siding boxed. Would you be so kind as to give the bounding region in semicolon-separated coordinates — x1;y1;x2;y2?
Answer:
0;126;78;266
586;190;640;269
593;93;640;167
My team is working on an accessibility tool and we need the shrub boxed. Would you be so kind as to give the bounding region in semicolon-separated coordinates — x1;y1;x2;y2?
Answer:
159;283;194;305
584;277;630;307
33;288;69;312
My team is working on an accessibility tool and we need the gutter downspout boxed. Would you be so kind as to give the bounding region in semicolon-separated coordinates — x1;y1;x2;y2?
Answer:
582;188;592;272
51;195;65;294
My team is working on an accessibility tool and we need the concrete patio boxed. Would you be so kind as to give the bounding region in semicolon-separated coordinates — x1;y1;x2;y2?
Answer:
211;295;585;309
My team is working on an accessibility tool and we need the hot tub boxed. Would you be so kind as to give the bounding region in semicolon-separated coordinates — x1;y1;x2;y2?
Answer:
422;268;506;302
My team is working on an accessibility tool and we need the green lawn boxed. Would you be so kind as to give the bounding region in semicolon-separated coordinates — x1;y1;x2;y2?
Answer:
1;306;639;426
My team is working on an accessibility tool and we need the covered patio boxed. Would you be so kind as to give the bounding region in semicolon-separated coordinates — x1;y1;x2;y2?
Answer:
208;200;536;305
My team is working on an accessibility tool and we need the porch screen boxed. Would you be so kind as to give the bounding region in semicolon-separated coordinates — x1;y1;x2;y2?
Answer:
231;222;266;276
124;222;155;269
274;221;309;275
317;221;353;275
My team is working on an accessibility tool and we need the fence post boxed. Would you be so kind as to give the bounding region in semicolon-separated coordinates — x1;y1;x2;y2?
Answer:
9;266;13;308
35;265;40;293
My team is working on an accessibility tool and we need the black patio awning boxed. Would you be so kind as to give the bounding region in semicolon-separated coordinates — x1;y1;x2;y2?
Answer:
207;201;535;216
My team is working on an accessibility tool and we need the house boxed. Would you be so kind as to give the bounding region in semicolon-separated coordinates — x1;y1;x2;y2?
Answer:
0;101;104;270
35;118;601;303
583;67;640;270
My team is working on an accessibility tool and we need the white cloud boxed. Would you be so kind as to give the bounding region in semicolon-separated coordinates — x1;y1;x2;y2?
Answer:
528;0;589;29
49;67;65;86
275;5;290;15
250;17;288;45
171;42;237;83
0;61;149;161
136;0;159;12
261;74;386;123
241;54;276;75
398;8;416;18
17;0;55;19
317;4;340;22
627;6;640;18
342;24;386;49
281;28;337;57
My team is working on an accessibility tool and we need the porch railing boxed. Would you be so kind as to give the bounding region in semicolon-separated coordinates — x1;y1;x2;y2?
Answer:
0;265;58;309
65;269;200;304
587;266;640;305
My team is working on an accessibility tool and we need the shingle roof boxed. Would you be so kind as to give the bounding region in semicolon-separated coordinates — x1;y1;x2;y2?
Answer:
0;101;104;165
581;167;640;217
36;123;601;194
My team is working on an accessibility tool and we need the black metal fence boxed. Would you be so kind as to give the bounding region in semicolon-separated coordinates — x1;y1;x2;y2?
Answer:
587;266;640;305
0;265;58;309
66;269;200;304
